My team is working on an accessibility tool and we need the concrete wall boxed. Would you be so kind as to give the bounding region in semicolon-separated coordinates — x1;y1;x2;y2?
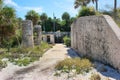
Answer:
71;15;120;71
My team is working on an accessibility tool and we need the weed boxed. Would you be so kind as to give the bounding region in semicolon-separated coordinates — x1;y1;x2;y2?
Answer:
0;42;51;67
55;58;92;74
90;74;101;80
0;59;7;68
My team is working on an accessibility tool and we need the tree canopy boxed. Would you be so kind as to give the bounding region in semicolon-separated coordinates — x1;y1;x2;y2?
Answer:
0;5;17;46
62;12;70;21
25;10;40;25
74;0;91;8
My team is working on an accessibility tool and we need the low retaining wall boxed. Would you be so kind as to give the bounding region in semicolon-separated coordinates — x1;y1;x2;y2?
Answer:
71;15;120;71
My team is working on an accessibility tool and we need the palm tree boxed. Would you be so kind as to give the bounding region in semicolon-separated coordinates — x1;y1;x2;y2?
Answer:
0;6;17;44
74;0;91;9
62;12;70;21
40;13;48;31
0;0;3;10
62;12;71;31
92;0;98;11
25;10;40;25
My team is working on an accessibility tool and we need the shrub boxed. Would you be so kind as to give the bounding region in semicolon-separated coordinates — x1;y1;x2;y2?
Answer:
90;74;101;80
0;59;7;68
78;7;96;17
13;57;31;66
55;58;92;74
63;36;71;47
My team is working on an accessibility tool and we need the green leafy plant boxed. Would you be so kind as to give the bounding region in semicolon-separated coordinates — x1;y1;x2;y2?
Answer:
0;59;7;68
63;36;71;47
13;57;31;66
78;7;96;17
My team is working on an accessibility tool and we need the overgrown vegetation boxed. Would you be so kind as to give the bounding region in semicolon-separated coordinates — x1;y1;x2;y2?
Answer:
63;36;71;47
0;59;7;68
55;58;92;74
0;42;51;67
78;7;96;17
90;74;101;80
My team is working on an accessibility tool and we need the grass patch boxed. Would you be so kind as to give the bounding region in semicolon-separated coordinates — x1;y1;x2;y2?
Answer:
115;20;120;28
0;42;52;67
55;58;92;74
90;74;101;80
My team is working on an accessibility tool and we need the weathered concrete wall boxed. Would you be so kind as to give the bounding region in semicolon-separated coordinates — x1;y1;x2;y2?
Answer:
21;20;34;48
34;25;42;45
42;34;55;44
50;34;55;44
42;35;47;42
71;15;120;71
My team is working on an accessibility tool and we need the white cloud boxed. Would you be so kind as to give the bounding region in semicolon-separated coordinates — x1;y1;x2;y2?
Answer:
23;7;43;13
4;0;18;7
3;0;43;13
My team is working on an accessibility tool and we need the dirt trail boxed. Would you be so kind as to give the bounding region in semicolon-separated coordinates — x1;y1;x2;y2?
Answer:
5;44;78;80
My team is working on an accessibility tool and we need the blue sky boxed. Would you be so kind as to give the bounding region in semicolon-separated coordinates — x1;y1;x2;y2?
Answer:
3;0;120;19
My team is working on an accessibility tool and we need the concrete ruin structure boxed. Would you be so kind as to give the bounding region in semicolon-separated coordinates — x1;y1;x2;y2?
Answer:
34;25;42;45
50;34;55;44
42;34;55;44
71;15;120;71
42;35;47;42
42;32;70;43
21;20;34;48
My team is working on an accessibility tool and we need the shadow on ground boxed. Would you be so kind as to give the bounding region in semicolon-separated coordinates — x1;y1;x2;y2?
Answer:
66;48;79;58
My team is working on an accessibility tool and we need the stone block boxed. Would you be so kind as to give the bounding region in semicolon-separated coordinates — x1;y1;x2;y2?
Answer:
71;15;120;71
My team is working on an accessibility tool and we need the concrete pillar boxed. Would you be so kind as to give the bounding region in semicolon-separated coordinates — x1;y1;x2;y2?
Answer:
50;34;55;44
34;25;42;45
21;20;34;48
42;35;47;42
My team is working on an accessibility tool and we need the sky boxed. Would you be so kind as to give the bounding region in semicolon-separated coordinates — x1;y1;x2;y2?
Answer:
3;0;120;19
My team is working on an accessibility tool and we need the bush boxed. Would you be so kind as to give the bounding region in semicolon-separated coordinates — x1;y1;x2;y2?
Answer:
63;36;71;47
90;74;101;80
13;57;31;66
55;58;92;74
78;7;96;17
0;59;7;68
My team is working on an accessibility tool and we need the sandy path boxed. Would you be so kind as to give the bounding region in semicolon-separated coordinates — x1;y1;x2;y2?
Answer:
3;44;78;80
